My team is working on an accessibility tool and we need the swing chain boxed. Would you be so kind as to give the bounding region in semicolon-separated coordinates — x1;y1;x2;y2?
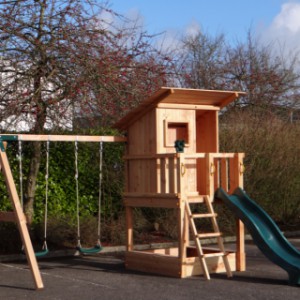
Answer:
18;140;23;208
43;140;50;249
97;141;103;246
75;139;81;248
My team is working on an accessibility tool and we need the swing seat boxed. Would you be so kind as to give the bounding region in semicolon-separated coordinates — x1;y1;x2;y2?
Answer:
76;244;103;254
21;247;49;257
35;248;49;258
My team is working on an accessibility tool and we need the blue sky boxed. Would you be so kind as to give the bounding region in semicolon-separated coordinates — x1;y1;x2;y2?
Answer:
109;0;300;51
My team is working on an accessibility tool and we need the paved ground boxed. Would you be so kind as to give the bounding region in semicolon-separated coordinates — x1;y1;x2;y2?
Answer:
0;239;299;300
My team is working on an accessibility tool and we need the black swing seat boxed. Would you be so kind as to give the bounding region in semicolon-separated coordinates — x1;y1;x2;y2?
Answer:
76;244;103;254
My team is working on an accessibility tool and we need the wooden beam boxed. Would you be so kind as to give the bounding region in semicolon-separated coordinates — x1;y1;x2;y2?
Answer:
157;103;220;111
124;197;180;208
114;88;174;131
123;192;180;198
229;153;246;271
0;134;126;143
124;153;178;160
125;251;182;277
0;150;44;290
0;211;16;222
220;92;239;108
126;207;134;251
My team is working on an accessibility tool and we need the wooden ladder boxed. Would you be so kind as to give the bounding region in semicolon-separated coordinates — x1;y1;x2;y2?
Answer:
185;195;232;280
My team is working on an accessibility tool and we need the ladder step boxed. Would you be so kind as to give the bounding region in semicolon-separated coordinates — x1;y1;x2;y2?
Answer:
186;195;206;203
203;252;225;258
197;232;222;238
191;213;217;219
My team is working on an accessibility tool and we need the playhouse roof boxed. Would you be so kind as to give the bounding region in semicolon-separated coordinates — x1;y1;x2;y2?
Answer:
114;87;246;130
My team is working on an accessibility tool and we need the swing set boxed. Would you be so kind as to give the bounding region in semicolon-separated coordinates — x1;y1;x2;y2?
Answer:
0;134;126;290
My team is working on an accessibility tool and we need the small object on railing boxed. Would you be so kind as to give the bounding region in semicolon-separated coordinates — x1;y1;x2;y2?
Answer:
181;163;186;176
210;162;216;176
239;162;245;175
174;140;185;153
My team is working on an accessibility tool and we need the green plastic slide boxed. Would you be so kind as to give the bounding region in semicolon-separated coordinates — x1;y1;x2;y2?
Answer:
215;187;300;285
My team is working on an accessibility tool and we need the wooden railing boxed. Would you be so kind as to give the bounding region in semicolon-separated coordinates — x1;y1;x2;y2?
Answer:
124;152;245;200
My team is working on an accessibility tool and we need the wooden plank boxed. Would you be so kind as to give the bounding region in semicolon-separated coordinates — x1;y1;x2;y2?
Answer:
0;211;16;222
0;134;126;143
212;153;235;159
157;103;220;111
205;153;215;198
156;158;162;193
220;158;229;191
183;252;236;277
124;153;178;160
125;251;182;277
229;153;246;271
125;248;237;278
114;88;174;131
181;207;189;261
124;197;180;208
123;192;180;198
168;157;176;193
126;207;134;251
161;157;168;193
219;92;239;108
181;153;206;159
236;221;246;271
0;150;44;290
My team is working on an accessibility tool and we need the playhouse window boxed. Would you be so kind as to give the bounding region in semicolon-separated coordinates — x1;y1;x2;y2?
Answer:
165;122;189;147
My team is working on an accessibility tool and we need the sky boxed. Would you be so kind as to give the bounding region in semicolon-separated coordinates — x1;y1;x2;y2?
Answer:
109;0;300;53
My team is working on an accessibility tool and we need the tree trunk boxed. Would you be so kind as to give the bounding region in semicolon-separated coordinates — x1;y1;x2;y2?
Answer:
23;141;42;225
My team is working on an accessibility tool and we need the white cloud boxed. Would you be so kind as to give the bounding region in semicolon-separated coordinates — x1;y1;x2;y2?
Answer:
153;21;201;54
259;2;300;54
272;2;300;33
185;20;201;38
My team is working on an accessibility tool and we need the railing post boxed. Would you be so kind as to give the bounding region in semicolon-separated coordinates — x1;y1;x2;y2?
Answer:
229;153;244;193
205;153;215;200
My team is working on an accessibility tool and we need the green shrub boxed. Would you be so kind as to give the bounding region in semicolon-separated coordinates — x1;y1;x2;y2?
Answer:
0;128;125;250
220;109;300;227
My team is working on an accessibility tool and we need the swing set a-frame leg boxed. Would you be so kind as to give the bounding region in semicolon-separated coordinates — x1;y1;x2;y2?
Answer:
0;149;44;290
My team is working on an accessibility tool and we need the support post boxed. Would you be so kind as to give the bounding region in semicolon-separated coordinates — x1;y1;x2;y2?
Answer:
177;153;188;277
0;147;44;290
230;153;246;271
126;206;134;251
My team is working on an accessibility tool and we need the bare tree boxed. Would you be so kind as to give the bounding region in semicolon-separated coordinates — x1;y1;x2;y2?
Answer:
176;31;227;90
223;32;300;110
0;0;173;223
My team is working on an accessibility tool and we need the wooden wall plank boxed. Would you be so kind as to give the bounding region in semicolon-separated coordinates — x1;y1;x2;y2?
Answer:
0;211;15;222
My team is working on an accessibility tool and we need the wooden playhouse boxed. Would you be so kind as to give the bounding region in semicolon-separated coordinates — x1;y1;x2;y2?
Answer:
114;87;246;279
